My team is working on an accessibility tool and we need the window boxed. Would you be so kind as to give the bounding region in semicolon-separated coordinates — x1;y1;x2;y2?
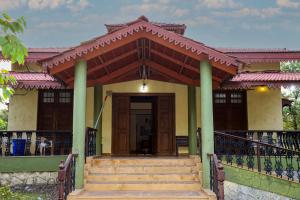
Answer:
214;93;226;104
42;92;54;103
59;91;72;103
230;93;243;104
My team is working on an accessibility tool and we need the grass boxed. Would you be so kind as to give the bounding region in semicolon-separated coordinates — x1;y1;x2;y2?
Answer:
15;192;46;199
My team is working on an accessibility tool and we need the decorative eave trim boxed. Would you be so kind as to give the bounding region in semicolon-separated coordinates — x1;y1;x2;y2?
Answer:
41;20;242;69
221;81;300;89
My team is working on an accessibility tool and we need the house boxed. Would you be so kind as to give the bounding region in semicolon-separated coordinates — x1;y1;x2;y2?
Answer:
2;16;300;199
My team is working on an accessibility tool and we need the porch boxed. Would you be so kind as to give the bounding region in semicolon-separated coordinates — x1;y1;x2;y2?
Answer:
4;16;300;199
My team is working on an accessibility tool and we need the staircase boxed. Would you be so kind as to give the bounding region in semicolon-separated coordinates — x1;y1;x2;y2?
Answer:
68;156;215;200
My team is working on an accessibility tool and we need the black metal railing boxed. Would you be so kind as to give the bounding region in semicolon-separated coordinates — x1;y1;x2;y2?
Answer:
58;153;77;200
214;131;300;182
208;153;225;200
0;130;72;156
219;130;300;152
85;127;97;158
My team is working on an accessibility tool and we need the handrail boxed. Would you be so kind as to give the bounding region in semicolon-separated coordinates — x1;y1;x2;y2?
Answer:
214;131;300;182
208;153;225;200
216;130;300;152
58;153;77;200
214;131;300;154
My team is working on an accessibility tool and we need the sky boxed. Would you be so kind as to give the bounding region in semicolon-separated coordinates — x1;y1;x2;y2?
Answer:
1;0;300;49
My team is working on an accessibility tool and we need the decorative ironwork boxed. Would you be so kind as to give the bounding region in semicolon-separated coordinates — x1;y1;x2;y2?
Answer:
246;144;255;170
274;152;283;178
85;127;97;158
214;131;300;183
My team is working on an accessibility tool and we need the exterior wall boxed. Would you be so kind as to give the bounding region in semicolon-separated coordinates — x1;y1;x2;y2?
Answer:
240;62;280;72
8;89;38;130
247;88;283;130
12;63;44;72
224;166;300;199
100;80;188;154
86;87;94;128
239;62;283;130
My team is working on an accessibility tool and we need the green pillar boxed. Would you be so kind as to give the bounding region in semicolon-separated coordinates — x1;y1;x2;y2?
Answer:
200;60;214;188
188;85;197;155
72;60;87;189
94;84;103;155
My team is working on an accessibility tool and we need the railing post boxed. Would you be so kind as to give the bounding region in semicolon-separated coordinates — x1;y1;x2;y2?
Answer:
256;143;261;172
58;160;65;200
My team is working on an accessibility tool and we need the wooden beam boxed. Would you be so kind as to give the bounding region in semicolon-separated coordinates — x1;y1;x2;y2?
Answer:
88;61;140;86
179;56;188;74
210;60;237;75
145;34;238;75
88;49;137;75
49;33;145;75
49;59;75;75
66;49;138;83
151;49;199;73
145;60;195;85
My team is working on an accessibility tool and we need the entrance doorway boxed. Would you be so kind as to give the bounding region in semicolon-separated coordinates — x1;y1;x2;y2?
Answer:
130;96;154;155
112;93;175;156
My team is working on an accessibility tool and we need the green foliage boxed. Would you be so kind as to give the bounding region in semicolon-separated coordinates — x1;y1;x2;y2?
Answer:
0;12;27;103
0;109;7;130
0;186;38;200
281;62;300;130
0;12;27;64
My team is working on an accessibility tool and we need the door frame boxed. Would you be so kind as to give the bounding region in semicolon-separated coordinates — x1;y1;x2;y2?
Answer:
111;93;176;156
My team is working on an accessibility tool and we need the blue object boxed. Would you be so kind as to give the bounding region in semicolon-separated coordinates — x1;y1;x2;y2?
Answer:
12;139;26;156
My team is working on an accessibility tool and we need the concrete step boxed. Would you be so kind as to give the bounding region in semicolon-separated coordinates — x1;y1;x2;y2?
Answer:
87;166;199;174
84;181;201;191
86;173;200;182
68;190;210;200
91;158;198;167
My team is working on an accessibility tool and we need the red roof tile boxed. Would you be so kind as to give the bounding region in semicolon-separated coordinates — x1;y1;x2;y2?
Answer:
42;17;241;69
105;16;186;35
223;71;300;89
217;48;300;63
231;72;300;81
0;48;70;63
7;72;65;89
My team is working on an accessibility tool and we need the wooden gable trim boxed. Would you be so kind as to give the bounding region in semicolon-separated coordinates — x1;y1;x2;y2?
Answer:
87;60;140;86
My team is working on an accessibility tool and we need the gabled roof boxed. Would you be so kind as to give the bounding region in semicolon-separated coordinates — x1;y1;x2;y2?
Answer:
7;72;64;89
0;48;70;63
105;16;186;35
41;16;242;70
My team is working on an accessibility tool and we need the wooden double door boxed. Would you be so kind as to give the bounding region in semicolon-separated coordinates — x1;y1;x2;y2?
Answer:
112;93;175;156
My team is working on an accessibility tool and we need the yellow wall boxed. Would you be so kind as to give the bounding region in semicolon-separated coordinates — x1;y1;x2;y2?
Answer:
100;80;188;153
8;89;38;130
240;62;280;72
247;89;283;130
12;63;44;72
86;87;94;128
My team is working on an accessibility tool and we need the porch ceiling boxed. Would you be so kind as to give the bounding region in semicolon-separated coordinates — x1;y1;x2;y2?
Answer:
41;17;242;88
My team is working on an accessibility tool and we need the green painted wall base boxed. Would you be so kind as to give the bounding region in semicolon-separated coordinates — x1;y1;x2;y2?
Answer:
0;156;67;173
224;165;300;200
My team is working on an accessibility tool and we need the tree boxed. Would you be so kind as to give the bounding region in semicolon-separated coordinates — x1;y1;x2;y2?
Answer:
0;12;27;102
0;109;7;130
281;62;300;130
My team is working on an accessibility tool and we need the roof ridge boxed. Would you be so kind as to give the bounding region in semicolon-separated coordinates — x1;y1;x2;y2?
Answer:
42;19;242;68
